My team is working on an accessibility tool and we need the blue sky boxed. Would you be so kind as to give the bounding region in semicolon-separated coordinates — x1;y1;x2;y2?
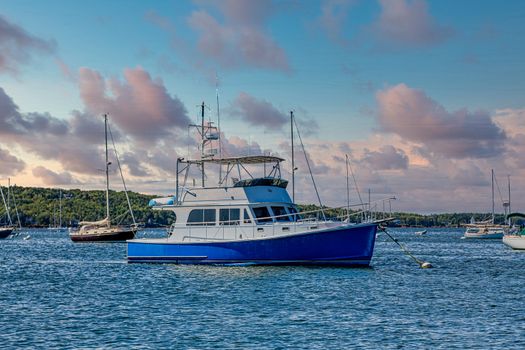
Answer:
1;0;525;213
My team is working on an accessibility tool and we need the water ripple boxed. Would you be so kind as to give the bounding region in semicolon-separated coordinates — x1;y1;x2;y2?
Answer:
1;228;524;349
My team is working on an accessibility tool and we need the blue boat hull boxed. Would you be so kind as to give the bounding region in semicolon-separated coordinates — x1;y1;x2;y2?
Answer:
127;223;377;266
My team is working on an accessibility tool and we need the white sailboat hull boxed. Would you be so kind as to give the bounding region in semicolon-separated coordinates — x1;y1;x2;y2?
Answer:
503;235;525;250
463;231;504;239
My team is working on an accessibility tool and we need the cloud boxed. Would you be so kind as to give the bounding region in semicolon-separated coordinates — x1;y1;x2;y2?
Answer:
494;108;525;169
0;87;68;137
32;166;77;185
316;0;356;45
221;135;264;157
375;83;506;159
0;14;56;74
361;145;408;170
186;1;290;71
229;92;288;130
371;0;454;48
78;67;190;145
0;147;25;176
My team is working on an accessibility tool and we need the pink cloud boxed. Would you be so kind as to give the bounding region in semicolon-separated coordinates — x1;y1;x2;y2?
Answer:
229;92;288;130
78;67;190;145
0;147;25;176
0;15;56;74
32;166;76;185
376;83;506;158
371;0;454;48
361;145;408;170
187;1;289;71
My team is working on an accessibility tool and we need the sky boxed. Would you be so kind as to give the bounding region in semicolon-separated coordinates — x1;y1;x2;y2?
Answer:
1;0;524;214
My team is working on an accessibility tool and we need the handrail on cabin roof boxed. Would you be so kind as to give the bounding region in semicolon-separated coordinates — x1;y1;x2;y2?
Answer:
181;155;285;165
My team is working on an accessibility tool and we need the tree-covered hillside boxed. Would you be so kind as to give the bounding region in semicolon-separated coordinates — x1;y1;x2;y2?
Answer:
1;186;175;227
0;186;513;228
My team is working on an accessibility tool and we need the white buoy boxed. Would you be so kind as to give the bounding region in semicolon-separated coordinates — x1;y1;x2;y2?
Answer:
420;262;433;269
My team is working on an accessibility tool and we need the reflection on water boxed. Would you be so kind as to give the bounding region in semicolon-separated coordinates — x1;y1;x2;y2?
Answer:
1;228;524;349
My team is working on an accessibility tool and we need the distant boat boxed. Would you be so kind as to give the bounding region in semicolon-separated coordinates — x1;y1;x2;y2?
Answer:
463;224;505;239
462;170;507;239
0;180;20;239
415;229;427;235
503;213;525;250
69;114;137;242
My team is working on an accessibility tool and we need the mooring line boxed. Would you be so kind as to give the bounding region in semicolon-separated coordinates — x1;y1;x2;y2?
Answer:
379;226;433;269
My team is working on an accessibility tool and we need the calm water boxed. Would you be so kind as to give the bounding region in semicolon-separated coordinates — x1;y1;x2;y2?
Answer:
1;228;524;349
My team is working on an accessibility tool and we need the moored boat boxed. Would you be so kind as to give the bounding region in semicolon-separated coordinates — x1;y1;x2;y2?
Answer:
0;226;14;239
502;213;525;250
1;182;18;239
462;224;505;239
127;105;380;266
462;170;508;239
69;114;137;242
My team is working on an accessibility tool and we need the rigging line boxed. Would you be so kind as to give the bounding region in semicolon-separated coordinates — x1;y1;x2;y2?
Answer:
10;186;22;229
493;175;506;205
346;154;365;215
0;186;12;225
379;226;432;269
292;116;326;220
107;122;137;226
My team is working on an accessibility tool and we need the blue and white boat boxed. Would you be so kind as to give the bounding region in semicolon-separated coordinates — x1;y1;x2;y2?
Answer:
127;106;379;266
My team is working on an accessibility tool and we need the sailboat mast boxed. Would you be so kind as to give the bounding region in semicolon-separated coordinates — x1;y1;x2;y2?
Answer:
491;169;494;223
7;178;10;216
290;111;295;202
104;114;110;224
507;175;511;225
346;154;350;220
59;189;62;228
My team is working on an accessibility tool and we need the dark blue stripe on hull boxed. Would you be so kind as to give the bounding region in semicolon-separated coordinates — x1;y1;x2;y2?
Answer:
127;223;377;266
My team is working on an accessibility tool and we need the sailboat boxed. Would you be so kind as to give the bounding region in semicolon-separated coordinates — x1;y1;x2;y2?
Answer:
462;169;506;239
48;190;61;231
503;213;525;250
69;114;137;242
0;184;15;239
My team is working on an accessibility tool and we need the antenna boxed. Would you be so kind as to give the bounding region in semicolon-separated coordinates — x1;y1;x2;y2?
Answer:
216;73;222;183
290;111;295;202
201;102;205;187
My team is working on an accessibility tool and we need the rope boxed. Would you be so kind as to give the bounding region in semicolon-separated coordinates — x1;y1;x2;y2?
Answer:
292;116;326;220
378;226;432;269
107;122;137;226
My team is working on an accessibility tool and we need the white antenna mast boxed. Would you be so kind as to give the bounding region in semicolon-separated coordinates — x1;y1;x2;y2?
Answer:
216;72;222;183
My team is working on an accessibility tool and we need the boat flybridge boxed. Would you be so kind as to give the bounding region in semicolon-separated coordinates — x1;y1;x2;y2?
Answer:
127;104;379;266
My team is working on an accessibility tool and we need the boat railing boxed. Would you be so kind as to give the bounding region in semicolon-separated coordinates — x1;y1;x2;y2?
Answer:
168;197;395;241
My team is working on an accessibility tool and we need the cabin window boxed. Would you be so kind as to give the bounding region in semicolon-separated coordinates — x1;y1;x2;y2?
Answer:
219;208;240;225
271;206;290;222
243;209;252;224
187;209;216;226
252;207;272;223
288;207;301;222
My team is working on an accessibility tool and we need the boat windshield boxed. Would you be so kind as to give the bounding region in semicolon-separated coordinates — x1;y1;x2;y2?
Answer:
253;207;273;224
271;206;291;222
